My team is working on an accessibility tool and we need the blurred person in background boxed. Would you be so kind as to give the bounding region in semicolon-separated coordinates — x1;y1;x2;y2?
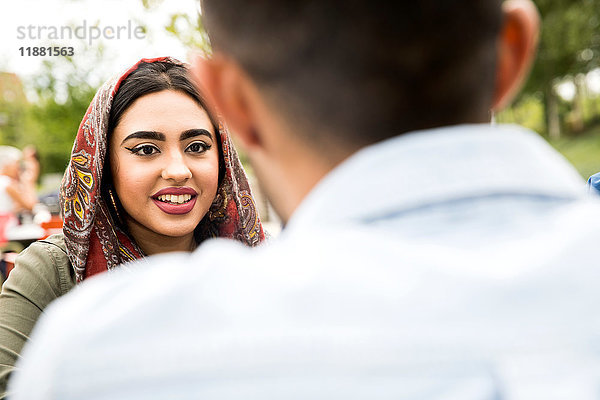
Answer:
18;145;55;227
20;146;40;186
19;145;40;212
13;145;42;226
11;0;600;399
0;146;34;244
0;57;265;398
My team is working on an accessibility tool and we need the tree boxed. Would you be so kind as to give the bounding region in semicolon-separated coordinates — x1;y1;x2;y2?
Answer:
21;45;106;174
521;0;600;137
140;0;212;55
0;72;29;147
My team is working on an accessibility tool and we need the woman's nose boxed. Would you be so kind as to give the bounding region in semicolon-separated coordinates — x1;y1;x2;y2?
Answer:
161;153;192;182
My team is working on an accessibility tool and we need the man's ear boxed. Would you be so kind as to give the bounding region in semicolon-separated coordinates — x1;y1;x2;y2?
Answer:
189;52;261;149
492;0;540;111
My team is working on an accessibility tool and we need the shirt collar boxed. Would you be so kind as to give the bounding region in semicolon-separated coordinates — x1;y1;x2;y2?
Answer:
286;124;586;229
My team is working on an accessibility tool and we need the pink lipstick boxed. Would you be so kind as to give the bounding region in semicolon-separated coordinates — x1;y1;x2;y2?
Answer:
151;187;198;215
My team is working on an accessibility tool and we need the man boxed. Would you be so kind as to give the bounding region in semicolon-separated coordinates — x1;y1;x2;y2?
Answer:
11;0;600;398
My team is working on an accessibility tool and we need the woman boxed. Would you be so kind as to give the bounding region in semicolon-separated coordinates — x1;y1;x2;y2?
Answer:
0;146;22;244
18;145;40;214
0;57;265;394
0;146;38;245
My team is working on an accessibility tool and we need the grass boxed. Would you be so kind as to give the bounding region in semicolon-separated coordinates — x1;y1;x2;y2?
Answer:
548;123;600;180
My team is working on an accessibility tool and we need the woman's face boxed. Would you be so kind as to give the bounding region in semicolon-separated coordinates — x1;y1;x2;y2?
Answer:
109;89;219;242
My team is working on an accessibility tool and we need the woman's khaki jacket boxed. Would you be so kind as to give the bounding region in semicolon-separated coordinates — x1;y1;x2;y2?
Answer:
0;234;75;397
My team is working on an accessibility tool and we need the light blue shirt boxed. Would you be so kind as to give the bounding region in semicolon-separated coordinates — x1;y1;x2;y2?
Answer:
11;124;600;400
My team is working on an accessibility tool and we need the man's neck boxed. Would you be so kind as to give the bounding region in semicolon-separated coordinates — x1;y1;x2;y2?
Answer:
251;142;352;225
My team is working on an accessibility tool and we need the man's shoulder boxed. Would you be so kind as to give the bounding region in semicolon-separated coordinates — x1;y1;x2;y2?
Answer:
46;238;256;322
14;201;600;397
36;228;380;334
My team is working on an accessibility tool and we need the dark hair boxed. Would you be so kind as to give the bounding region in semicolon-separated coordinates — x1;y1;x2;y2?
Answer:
102;61;223;233
201;0;503;152
108;61;218;135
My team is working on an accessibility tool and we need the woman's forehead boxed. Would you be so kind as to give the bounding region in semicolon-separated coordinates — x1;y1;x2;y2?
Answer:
113;90;213;139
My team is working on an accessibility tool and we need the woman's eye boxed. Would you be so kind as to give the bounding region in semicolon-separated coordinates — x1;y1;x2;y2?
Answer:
127;145;160;156
186;141;210;154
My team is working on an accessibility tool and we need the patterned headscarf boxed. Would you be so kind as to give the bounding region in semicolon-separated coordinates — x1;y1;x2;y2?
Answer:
60;57;265;282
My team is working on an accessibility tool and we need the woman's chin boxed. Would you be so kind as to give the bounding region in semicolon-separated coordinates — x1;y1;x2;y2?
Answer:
151;223;198;239
125;213;201;242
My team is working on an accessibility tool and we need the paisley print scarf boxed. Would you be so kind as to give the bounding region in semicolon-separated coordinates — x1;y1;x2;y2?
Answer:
60;57;265;282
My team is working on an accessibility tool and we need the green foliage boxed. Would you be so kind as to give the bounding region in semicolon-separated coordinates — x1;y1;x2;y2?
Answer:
0;72;28;147
496;93;546;133
502;0;600;138
26;56;99;174
0;101;26;147
1;44;104;175
524;0;600;94
141;0;164;10
138;0;211;53
164;12;212;56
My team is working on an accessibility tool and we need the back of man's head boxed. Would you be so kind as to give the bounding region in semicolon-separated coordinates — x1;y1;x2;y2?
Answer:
201;0;504;151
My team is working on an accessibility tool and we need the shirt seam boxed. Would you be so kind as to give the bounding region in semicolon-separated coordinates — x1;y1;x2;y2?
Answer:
38;240;71;295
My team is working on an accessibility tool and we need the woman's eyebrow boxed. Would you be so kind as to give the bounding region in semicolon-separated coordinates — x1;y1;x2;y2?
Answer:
180;129;212;141
121;131;166;145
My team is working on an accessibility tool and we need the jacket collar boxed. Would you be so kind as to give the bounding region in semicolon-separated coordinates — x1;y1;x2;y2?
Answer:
287;124;586;230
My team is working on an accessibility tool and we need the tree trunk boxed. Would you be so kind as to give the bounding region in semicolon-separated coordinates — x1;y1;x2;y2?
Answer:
571;74;586;133
546;84;561;139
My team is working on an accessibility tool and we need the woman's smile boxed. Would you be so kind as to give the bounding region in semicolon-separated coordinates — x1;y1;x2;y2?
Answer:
151;186;198;215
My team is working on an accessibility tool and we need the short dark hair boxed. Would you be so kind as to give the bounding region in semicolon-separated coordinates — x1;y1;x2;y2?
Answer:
201;0;503;152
